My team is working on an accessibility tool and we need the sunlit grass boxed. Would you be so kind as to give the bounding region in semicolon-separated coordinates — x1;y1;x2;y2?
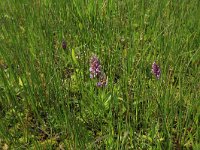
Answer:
0;0;199;149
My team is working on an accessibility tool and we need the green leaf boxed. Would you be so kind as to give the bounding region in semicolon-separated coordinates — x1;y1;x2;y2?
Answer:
71;49;78;65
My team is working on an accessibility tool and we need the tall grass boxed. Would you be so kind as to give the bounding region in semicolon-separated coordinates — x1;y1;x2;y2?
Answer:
0;0;199;149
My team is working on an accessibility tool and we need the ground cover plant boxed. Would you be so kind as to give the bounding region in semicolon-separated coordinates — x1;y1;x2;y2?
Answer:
0;0;200;149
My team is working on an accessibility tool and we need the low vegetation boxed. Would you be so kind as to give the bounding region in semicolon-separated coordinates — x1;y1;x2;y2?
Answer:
0;0;199;149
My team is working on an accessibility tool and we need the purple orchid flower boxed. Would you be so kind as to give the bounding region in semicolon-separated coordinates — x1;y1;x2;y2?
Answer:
89;55;102;78
152;61;161;79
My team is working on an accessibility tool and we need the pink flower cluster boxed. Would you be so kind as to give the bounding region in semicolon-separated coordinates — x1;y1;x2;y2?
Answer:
89;55;107;87
152;62;161;79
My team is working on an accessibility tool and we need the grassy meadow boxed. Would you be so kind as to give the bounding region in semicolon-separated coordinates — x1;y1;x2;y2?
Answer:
0;0;200;149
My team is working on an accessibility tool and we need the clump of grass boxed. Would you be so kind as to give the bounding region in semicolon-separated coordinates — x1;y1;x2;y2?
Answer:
0;0;199;149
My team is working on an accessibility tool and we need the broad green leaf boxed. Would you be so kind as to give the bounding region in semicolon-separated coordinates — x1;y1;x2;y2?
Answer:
71;49;78;65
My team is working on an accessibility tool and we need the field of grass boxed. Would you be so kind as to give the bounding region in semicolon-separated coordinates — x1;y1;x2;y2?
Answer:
0;0;200;149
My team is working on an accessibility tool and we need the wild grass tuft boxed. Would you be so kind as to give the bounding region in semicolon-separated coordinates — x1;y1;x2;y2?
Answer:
0;0;199;149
